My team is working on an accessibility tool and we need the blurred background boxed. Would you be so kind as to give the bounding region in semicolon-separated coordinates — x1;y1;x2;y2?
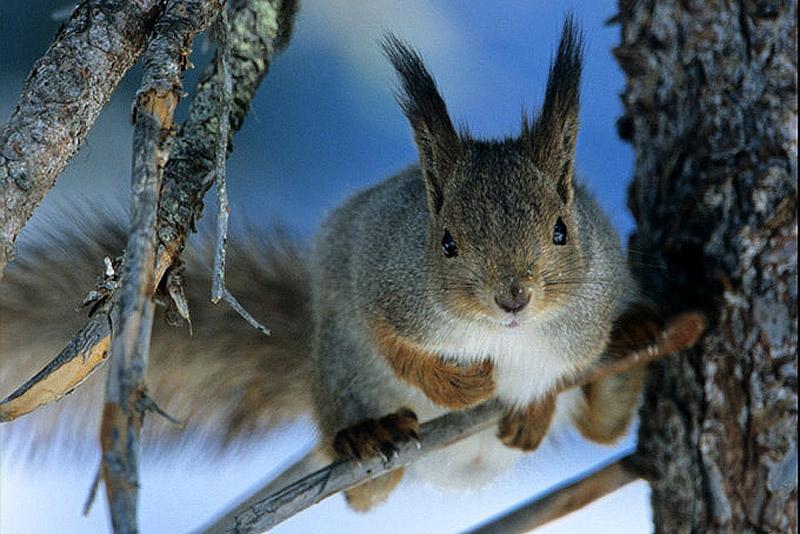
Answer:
0;0;648;532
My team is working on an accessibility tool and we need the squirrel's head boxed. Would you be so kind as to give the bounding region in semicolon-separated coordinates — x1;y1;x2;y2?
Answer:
383;18;587;328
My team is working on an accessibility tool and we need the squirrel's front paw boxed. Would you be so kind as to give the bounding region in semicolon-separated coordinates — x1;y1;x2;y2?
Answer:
333;408;420;461
497;395;555;452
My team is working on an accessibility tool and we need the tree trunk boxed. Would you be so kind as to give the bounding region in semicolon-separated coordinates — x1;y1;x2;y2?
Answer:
616;0;797;532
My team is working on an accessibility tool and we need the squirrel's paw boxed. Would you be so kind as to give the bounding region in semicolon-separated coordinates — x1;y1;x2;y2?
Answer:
497;395;556;452
333;408;420;462
420;359;496;409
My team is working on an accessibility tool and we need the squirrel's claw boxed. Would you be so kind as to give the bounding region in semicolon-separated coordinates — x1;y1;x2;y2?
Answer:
332;407;420;464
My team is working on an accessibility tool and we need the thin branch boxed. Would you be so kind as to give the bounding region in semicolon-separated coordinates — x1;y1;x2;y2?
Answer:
0;0;161;278
466;451;644;533
578;311;706;386
211;5;270;335
204;450;327;534
208;401;505;534
0;0;298;423
205;312;706;533
99;2;221;531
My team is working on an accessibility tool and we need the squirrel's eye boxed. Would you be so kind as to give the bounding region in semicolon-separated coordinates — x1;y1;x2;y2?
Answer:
553;217;568;246
441;229;458;258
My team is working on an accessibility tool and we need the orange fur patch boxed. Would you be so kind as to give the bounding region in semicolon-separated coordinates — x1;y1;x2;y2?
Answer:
372;321;495;409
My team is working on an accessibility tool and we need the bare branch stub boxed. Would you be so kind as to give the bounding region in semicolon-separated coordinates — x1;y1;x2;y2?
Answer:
211;6;270;335
99;1;222;531
0;0;162;278
0;0;299;423
206;312;706;533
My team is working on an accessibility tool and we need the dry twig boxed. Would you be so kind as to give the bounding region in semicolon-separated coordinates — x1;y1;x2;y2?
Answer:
0;0;298;423
98;1;222;531
205;312;706;533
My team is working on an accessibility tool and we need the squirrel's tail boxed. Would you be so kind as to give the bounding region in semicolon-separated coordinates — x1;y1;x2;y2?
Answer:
0;217;313;455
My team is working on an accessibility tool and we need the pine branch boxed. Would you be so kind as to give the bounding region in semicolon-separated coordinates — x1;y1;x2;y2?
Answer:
0;0;298;424
204;312;706;533
0;0;161;279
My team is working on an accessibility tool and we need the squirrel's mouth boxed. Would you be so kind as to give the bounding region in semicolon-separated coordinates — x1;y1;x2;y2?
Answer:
492;315;532;329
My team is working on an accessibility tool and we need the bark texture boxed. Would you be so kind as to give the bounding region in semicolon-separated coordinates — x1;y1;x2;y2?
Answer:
0;0;160;278
616;1;798;532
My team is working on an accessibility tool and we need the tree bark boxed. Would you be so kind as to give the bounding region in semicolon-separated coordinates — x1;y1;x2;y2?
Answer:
616;1;797;532
0;0;161;279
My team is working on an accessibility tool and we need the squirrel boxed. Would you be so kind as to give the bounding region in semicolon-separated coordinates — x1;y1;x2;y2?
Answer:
1;18;655;512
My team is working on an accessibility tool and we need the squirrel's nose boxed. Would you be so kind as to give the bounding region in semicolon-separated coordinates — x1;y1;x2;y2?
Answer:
494;281;530;314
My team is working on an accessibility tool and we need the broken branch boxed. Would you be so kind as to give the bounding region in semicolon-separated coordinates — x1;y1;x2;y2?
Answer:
211;6;270;334
99;1;221;531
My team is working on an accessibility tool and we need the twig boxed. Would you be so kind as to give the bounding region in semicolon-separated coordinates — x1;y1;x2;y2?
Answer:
100;2;221;531
205;312;706;533
577;311;706;386
466;451;644;533
0;0;298;423
83;466;103;517
211;5;270;335
0;0;161;278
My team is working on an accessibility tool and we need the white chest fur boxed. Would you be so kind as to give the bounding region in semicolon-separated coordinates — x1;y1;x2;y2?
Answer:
405;310;590;490
424;315;583;409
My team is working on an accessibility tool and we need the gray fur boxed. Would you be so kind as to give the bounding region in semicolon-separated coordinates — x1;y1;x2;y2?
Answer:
309;20;641;459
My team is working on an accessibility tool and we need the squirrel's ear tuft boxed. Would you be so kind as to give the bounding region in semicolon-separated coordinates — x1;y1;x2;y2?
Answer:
382;34;461;214
522;16;584;204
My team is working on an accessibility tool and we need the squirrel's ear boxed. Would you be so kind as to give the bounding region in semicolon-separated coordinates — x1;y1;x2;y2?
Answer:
382;34;461;214
522;16;584;204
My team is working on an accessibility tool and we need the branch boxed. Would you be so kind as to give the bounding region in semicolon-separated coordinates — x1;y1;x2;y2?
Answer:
0;0;298;423
0;0;161;278
204;450;327;534
466;451;644;533
99;2;221;531
0;314;110;422
205;312;706;533
208;401;505;534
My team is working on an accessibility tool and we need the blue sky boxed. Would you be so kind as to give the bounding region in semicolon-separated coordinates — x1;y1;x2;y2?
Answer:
1;1;647;532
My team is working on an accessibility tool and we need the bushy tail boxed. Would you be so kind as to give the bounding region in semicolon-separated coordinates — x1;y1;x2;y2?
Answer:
0;219;312;455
